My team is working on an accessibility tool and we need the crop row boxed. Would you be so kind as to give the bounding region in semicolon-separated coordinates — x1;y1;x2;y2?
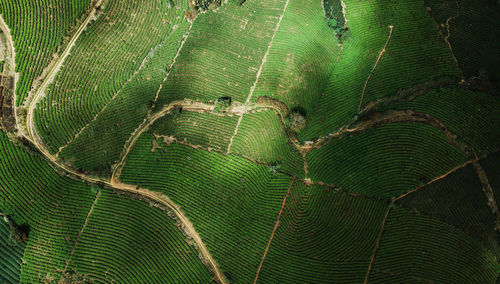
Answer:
396;163;499;259
0;131;211;282
427;0;500;82
258;182;388;283
55;20;191;176
231;110;303;177
120;135;292;283
151;111;239;153
371;207;500;283
0;0;91;106
381;86;500;156
35;0;186;154
251;0;342;118
0;131;96;281
300;0;460;141
153;0;286;109
306;122;467;198
0;220;26;283
68;190;212;283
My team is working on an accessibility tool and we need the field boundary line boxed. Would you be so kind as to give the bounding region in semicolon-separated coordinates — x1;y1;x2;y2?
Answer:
363;203;392;284
55;24;182;156
357;25;393;112
63;190;101;273
24;0;106;143
472;153;500;230
253;177;295;284
442;0;465;81
394;160;472;201
226;0;291;154
113;21;194;177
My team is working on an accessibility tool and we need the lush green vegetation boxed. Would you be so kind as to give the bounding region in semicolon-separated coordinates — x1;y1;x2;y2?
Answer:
0;132;211;282
56;20;191;176
0;218;26;283
425;0;500;84
252;0;341;116
0;0;91;105
300;0;460;141
370;207;500;283
153;0;286;108
379;86;500;156
67;191;212;283
307;122;467;198
231;110;303;177
258;182;388;283
35;0;188;155
1;0;499;282
396;163;499;258
121;136;292;283
151;111;239;153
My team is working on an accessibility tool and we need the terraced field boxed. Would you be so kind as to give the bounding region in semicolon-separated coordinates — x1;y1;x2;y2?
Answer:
0;218;26;283
0;0;91;105
1;0;499;282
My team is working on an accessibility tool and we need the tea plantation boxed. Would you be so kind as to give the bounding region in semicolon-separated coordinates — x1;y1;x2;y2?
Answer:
0;0;499;282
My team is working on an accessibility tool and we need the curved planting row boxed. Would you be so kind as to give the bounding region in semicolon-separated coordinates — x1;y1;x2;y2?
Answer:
306;122;467;198
301;0;460;141
251;0;342;115
0;131;96;282
396;163;499;259
0;131;211;282
370;207;500;283
231;110;303;177
381;86;500;156
0;219;26;283
0;0;91;105
68;191;212;283
35;0;187;154
153;0;286;109
426;0;500;82
57;20;192;176
258;182;388;283
120;135;292;283
151;111;239;153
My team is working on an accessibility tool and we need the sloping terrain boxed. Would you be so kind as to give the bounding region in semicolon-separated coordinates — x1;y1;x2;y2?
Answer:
0;0;499;283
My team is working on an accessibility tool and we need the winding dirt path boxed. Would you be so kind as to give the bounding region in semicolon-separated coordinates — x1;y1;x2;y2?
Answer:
8;3;228;283
442;0;465;81
358;25;394;112
24;0;105;142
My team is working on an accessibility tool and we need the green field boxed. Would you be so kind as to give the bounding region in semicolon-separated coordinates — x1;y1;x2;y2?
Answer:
0;0;499;282
0;0;91;105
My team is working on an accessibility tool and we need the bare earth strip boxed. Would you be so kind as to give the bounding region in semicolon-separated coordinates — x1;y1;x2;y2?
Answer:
24;0;106;141
442;0;465;81
63;190;101;273
472;158;500;229
9;3;227;283
253;177;295;284
357;25;394;112
226;0;291;155
113;21;194;175
0;14;19;126
363;203;392;284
